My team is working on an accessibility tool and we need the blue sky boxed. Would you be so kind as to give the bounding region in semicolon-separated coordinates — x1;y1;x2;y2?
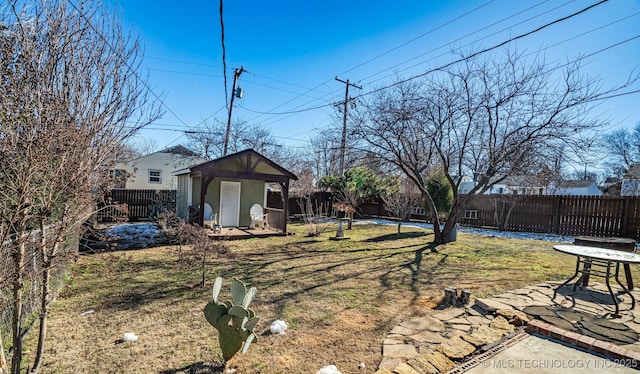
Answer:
110;0;640;154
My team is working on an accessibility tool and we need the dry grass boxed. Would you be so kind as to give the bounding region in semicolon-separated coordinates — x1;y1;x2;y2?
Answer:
24;223;609;373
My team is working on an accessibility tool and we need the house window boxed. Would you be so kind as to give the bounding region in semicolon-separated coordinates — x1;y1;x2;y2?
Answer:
148;169;162;184
463;210;478;219
411;206;425;215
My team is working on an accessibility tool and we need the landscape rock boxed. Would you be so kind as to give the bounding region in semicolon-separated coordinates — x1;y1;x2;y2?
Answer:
465;325;504;346
383;343;418;359
431;308;465;321
408;330;447;344
392;362;421;374
406;356;438;374
421;351;455;373
490;315;515;333
374;369;393;374
474;298;512;313
496;309;530;326
400;316;445;332
437;336;476;359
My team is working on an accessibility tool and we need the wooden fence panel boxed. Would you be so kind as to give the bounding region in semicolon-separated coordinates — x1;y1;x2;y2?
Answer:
460;195;640;240
97;189;176;222
301;194;640;241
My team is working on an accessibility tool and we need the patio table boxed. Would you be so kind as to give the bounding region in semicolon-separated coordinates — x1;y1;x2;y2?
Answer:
574;236;636;290
552;244;640;316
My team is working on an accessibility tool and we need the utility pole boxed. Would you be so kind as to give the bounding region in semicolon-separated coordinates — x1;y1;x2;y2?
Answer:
335;77;361;176
224;66;245;156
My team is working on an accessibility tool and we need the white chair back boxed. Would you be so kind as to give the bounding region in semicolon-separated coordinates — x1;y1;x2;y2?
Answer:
204;203;213;220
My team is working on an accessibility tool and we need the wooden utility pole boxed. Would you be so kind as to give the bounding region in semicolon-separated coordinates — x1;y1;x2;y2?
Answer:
335;77;361;176
224;66;245;155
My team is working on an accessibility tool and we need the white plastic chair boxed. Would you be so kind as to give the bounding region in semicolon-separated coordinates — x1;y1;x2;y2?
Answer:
249;204;268;229
202;203;221;233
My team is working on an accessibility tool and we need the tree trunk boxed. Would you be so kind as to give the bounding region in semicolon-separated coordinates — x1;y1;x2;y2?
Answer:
438;203;462;244
31;224;52;374
0;333;7;374
423;193;442;244
397;220;401;234
11;238;26;374
201;247;206;288
31;265;50;374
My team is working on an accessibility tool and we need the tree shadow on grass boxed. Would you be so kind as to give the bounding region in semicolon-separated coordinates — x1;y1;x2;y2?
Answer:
159;361;224;374
364;231;430;242
98;282;200;312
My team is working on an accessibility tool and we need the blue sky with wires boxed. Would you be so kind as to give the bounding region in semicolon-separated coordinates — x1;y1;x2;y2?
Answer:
110;0;640;152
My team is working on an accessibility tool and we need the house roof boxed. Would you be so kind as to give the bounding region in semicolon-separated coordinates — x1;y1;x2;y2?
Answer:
626;164;640;179
556;180;597;188
179;149;298;182
159;145;200;157
118;144;201;163
500;175;547;187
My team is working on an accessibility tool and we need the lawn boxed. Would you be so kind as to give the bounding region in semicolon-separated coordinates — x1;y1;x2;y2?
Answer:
26;222;604;373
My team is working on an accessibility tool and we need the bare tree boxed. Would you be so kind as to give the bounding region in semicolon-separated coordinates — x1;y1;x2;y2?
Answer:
600;122;640;178
382;177;422;234
127;136;160;157
0;1;162;373
355;49;636;244
187;117;284;161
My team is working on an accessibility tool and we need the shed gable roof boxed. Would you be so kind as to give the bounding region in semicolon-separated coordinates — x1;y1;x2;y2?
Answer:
188;149;298;182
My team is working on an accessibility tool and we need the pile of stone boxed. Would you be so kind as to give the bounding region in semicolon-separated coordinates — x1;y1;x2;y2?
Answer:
376;298;530;374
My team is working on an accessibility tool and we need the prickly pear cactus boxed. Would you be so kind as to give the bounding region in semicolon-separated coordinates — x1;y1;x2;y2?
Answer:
204;277;260;362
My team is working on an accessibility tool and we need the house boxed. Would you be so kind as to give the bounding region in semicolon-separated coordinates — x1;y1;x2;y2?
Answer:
548;180;602;196
113;145;205;190
174;149;297;234
622;164;640;196
486;175;548;195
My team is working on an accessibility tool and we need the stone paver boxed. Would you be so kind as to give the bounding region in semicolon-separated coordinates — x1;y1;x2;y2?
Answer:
383;343;418;359
432;308;466;321
437;336;476;359
400;316;445;332
474;298;512;312
379;281;640;373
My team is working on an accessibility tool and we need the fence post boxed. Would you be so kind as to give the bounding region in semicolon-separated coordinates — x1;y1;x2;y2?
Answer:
552;195;561;235
622;196;630;237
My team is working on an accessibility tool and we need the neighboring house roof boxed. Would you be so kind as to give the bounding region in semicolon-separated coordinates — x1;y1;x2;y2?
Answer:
625;163;640;179
556;180;598;188
500;175;548;187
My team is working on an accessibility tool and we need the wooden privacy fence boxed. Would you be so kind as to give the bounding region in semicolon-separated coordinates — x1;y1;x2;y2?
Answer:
459;195;640;239
359;195;640;240
97;189;176;222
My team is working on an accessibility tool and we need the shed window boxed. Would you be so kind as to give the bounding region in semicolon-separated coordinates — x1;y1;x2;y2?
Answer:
149;169;162;184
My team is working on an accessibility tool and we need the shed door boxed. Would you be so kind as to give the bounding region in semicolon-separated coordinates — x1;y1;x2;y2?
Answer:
220;181;241;227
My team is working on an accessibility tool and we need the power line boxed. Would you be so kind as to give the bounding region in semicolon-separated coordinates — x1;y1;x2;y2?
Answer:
337;0;497;78
240;1;610;117
219;0;229;109
146;56;223;69
358;0;574;87
243;0;553;125
358;0;611;99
